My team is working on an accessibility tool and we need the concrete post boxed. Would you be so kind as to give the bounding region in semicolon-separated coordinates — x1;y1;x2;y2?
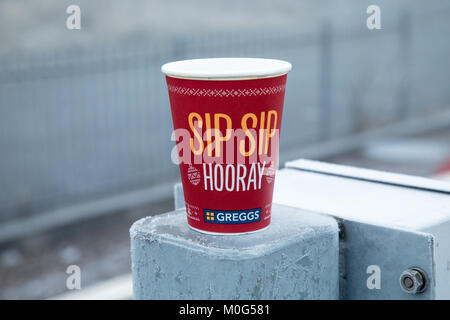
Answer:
130;203;339;299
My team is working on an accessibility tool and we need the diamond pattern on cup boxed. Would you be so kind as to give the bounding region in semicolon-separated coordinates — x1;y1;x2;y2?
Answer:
168;85;285;97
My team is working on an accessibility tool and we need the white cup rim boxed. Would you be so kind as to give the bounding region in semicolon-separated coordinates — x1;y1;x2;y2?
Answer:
161;57;292;80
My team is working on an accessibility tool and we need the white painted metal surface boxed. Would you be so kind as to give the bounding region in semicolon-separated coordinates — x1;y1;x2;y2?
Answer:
279;160;450;230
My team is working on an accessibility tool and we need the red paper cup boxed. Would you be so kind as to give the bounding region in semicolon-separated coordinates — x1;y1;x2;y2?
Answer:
162;58;291;234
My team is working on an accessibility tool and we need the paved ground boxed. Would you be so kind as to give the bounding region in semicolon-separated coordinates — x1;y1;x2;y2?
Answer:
0;197;172;299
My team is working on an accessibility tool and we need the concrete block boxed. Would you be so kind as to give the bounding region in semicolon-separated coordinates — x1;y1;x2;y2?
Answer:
130;204;339;299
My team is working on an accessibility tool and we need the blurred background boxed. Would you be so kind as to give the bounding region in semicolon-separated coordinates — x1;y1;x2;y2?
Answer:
0;0;449;299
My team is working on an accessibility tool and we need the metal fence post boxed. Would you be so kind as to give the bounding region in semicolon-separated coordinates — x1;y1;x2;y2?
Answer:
396;10;412;120
319;21;333;140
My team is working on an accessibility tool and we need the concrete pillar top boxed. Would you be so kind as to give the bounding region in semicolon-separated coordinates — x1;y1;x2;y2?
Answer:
130;204;338;260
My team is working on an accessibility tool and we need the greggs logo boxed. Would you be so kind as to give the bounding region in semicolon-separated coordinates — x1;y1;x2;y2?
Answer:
204;209;261;224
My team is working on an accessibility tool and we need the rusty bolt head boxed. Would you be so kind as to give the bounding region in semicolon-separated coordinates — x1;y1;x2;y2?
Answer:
399;268;427;294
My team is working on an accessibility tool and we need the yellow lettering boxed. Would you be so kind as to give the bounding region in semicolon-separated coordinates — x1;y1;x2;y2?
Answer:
258;111;266;155
214;113;232;157
188;112;204;155
265;110;277;154
205;113;213;156
240;113;257;157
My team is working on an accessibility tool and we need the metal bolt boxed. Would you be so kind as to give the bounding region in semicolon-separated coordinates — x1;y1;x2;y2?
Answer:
399;268;427;294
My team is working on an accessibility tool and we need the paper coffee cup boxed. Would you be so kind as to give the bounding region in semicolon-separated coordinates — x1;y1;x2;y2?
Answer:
162;58;291;234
